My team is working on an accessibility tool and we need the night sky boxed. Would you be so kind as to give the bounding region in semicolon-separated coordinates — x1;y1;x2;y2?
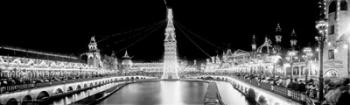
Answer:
1;0;320;62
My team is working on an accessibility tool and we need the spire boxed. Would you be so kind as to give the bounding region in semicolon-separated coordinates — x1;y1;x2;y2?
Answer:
274;23;283;52
111;51;116;57
90;36;96;42
123;50;130;58
167;9;173;28
252;35;257;51
252;35;256;44
275;23;282;43
290;29;297;49
165;8;176;41
276;23;282;32
291;29;296;37
88;36;98;51
226;49;232;55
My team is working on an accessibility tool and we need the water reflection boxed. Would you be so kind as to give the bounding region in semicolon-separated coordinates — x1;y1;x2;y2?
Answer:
160;81;183;105
48;81;251;105
51;91;87;105
98;81;208;105
216;81;250;105
49;82;120;105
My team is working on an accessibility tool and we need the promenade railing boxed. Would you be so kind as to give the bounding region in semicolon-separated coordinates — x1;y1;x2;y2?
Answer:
195;73;316;104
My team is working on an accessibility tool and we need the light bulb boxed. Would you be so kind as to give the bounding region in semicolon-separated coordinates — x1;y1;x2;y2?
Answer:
334;49;338;53
316;48;320;52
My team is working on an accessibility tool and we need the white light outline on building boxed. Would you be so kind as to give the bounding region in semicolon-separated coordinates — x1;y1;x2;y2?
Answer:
162;8;180;79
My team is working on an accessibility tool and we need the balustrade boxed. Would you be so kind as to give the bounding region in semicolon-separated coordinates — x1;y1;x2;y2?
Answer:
194;73;314;104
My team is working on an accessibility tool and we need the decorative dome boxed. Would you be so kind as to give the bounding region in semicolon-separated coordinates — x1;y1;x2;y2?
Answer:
122;50;133;67
122;59;133;67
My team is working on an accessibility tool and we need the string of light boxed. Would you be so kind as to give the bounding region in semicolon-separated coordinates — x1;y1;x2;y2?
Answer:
174;21;224;50
97;20;166;44
103;20;165;50
0;46;78;59
174;22;211;57
118;21;166;53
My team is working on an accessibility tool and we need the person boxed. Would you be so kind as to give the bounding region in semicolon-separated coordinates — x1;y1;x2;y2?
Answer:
298;80;306;92
309;84;316;98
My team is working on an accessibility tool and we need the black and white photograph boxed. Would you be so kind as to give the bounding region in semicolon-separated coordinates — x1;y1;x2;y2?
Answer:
0;0;349;105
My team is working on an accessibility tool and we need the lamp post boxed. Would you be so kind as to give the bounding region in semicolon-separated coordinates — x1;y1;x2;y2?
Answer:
315;20;328;103
315;0;328;103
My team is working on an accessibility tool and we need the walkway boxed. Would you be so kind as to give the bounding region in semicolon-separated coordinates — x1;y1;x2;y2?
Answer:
216;81;250;105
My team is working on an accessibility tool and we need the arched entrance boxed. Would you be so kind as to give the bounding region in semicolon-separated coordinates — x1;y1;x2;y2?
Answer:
54;88;64;94
77;85;82;90
325;69;338;78
67;86;74;92
37;91;50;100
21;95;32;105
6;98;18;105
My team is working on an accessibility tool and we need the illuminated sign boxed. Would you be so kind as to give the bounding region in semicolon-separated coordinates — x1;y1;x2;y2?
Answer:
324;60;344;69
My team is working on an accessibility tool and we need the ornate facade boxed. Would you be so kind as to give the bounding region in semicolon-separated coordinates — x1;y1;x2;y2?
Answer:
121;50;133;73
322;0;349;78
86;36;103;68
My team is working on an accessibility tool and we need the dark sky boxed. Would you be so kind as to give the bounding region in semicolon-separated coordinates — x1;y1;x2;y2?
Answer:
1;0;320;62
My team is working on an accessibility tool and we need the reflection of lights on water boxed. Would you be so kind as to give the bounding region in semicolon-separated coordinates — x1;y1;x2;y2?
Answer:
160;81;184;105
53;98;64;105
51;83;120;105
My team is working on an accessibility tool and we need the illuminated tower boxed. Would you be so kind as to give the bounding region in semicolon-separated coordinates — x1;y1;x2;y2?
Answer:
162;8;179;80
274;23;283;53
290;29;297;50
87;36;103;68
322;0;349;78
